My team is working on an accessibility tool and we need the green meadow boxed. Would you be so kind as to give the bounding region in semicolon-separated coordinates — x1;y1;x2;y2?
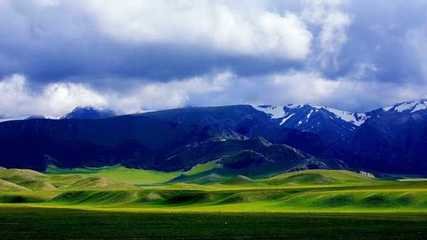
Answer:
0;163;427;213
1;207;427;240
1;165;427;239
1;165;427;212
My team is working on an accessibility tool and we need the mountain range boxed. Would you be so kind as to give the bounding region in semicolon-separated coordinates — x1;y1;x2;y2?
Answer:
0;100;427;175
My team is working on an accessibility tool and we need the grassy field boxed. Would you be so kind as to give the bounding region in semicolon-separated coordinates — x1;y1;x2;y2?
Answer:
46;165;182;185
2;167;427;212
2;167;427;238
0;207;426;240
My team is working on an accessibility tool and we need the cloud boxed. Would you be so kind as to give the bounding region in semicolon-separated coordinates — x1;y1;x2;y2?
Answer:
33;0;60;7
0;72;232;117
85;0;312;60
42;82;107;116
0;0;313;82
334;0;427;83
302;0;351;69
110;68;427;113
3;68;427;118
109;71;233;112
194;69;427;112
0;74;33;117
260;71;424;111
405;27;427;81
0;74;106;117
1;1;427;116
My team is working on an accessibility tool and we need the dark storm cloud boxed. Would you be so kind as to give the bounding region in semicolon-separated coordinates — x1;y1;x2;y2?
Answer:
0;0;426;117
328;0;427;84
0;0;306;86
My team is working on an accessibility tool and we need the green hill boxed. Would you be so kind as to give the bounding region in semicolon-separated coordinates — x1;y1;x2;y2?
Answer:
51;191;139;206
47;165;181;185
2;166;427;213
0;179;29;192
66;176;136;190
263;170;378;186
0;168;56;191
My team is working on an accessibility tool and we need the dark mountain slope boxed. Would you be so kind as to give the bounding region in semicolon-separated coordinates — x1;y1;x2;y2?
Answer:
1;100;427;175
349;100;427;174
0;106;324;172
141;105;327;154
162;137;343;173
0;115;202;170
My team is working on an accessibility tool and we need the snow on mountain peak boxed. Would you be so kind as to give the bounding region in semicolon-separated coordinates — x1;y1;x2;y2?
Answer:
290;104;368;126
252;104;368;127
321;107;368;126
252;105;286;119
383;99;427;113
285;104;302;109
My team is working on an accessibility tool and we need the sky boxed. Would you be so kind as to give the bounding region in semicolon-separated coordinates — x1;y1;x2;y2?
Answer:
0;0;427;117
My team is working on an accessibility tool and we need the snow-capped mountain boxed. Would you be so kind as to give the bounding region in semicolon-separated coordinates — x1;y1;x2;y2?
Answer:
252;104;368;145
340;99;427;174
1;100;427;175
358;99;427;128
382;99;427;113
252;101;427;174
253;104;367;127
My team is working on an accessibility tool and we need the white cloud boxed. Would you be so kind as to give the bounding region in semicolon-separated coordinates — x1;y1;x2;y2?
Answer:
2;70;427;118
269;71;339;103
83;0;312;60
406;27;427;81
302;0;351;69
0;74;106;118
41;82;107;116
0;72;232;117
0;74;33;117
33;0;60;7
248;70;427;111
110;71;233;112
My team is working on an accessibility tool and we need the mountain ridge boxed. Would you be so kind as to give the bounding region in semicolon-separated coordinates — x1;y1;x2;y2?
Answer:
0;99;427;175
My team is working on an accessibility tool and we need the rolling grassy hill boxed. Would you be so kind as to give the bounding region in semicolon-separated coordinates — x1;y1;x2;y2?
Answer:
0;179;29;192
47;165;181;185
0;168;56;191
262;170;378;186
1;166;427;213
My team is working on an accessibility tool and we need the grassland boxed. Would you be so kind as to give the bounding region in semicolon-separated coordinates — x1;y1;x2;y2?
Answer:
2;167;427;239
1;207;427;240
46;165;182;185
1;166;427;213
